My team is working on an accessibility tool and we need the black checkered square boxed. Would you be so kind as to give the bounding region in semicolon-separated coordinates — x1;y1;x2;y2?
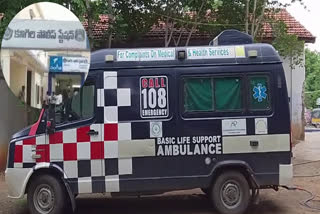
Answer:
105;158;118;175
78;160;91;177
104;89;117;106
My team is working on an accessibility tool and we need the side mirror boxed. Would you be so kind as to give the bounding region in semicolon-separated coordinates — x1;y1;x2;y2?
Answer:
47;103;56;134
46;119;55;134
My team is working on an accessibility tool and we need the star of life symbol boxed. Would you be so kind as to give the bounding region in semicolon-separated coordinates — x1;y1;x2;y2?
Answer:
253;83;267;102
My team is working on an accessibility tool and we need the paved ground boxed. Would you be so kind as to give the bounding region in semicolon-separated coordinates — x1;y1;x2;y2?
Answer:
0;132;320;214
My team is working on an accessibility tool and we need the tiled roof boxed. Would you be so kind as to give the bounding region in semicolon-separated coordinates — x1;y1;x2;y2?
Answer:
82;15;110;40
261;9;315;43
85;9;315;43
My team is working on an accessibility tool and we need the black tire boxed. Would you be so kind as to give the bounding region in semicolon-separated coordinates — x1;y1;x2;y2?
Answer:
27;174;67;214
211;171;250;214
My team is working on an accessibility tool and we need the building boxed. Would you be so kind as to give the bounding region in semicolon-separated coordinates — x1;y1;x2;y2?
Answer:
85;9;315;144
0;3;90;170
1;3;90;109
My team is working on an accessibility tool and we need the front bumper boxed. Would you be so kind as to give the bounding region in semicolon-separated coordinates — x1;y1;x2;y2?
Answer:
5;168;33;198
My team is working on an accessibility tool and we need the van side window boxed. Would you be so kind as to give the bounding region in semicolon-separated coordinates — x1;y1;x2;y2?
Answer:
215;77;242;111
183;76;242;113
249;75;270;110
71;85;95;119
184;78;214;112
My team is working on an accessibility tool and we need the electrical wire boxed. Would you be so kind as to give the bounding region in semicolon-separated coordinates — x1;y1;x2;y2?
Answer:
154;12;289;28
293;160;320;166
294;174;320;178
293;160;320;178
282;186;320;211
295;187;320;211
155;12;246;27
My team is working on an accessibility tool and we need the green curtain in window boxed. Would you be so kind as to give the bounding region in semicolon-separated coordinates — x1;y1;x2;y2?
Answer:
215;78;242;110
250;76;270;109
184;78;213;111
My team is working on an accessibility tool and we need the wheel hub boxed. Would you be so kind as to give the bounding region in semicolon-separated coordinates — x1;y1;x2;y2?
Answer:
221;181;241;209
34;185;54;214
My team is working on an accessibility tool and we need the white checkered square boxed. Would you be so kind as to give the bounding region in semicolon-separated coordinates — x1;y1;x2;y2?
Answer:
104;106;118;123
105;175;119;192
90;124;103;142
118;123;131;141
78;177;92;193
14;163;22;168
64;161;78;178
104;72;117;89
104;141;118;159
63;129;77;143
49;144;63;161
22;145;35;163
117;88;131;107
118;158;132;175
77;142;91;160
91;160;103;177
36;135;46;145
97;89;105;107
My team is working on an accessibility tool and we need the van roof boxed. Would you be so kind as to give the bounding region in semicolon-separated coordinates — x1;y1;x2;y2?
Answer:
90;43;281;70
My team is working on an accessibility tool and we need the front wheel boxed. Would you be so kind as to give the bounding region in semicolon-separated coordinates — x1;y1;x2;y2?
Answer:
211;171;250;214
27;174;67;214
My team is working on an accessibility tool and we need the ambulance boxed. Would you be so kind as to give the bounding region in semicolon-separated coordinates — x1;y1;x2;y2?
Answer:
5;30;292;214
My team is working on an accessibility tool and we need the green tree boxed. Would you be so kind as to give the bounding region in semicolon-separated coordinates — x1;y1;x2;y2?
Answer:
305;49;320;109
272;21;305;68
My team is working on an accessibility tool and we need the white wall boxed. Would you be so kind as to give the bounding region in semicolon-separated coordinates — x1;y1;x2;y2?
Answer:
14;3;44;20
10;61;26;99
32;71;42;109
281;52;306;142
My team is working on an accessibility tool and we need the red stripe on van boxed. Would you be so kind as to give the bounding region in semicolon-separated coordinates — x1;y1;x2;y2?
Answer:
29;108;45;136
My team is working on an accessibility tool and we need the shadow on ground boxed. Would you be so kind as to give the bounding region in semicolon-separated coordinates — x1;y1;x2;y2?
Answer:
73;193;284;214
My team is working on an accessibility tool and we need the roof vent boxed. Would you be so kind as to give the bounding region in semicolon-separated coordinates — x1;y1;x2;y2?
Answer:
209;29;253;46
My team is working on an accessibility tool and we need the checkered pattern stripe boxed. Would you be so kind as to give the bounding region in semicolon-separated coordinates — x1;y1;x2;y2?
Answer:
12;71;159;194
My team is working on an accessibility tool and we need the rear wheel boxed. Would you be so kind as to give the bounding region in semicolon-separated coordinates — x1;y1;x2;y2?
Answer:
211;171;250;214
27;174;67;214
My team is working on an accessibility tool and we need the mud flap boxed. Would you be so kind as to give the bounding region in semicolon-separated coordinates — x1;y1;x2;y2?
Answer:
62;179;76;212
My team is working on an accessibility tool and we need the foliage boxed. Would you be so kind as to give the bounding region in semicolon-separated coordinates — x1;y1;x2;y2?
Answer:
272;21;305;68
112;0;158;44
305;49;320;109
0;0;307;53
0;0;67;46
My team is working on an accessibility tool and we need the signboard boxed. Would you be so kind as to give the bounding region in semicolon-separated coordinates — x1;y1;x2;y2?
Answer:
117;48;175;61
222;119;247;136
140;76;169;118
187;46;246;59
2;19;89;50
49;56;63;72
49;56;89;72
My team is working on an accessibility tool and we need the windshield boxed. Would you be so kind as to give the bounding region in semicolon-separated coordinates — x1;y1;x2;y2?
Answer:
312;110;320;119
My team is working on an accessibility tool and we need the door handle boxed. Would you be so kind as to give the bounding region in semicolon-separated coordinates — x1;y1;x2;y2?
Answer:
87;130;99;136
250;140;259;147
